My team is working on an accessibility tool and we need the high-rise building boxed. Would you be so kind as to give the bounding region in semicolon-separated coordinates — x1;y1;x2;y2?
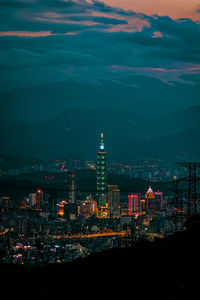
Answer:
97;133;107;206
108;185;120;217
145;186;155;214
79;200;91;218
154;190;163;211
68;171;76;204
58;200;67;219
96;205;109;218
128;193;141;215
79;195;97;218
35;189;43;210
140;199;146;214
29;193;37;207
0;196;10;209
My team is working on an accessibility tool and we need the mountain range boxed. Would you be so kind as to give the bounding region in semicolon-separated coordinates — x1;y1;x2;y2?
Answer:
0;104;200;160
1;76;200;123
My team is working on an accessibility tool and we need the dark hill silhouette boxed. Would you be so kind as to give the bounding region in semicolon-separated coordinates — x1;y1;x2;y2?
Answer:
1;216;200;300
0;170;173;199
1;77;199;123
0;106;200;160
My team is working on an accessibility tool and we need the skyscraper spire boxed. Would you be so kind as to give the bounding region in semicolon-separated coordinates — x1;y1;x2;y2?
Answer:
100;133;104;150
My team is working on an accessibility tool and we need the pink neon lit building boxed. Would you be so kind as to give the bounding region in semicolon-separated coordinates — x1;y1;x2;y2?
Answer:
128;194;141;215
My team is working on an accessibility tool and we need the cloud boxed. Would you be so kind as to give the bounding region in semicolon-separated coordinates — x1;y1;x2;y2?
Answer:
0;31;52;37
0;0;200;92
152;31;163;38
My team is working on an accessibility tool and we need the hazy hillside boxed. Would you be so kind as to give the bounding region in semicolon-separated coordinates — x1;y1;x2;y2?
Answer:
1;76;200;123
0;170;173;199
0;106;200;160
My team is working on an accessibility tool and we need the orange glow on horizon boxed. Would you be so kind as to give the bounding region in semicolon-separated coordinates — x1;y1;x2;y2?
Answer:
103;0;200;20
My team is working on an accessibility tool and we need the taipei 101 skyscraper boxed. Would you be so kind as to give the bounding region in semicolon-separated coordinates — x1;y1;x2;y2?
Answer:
96;133;107;206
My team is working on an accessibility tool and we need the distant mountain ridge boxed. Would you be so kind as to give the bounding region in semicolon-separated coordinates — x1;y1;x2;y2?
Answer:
0;106;200;160
1;76;200;123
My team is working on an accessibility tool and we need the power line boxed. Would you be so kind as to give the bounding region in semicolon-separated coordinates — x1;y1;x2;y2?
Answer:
173;162;200;217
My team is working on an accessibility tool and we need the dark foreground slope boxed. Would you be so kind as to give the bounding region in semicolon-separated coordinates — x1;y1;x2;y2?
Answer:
1;216;200;300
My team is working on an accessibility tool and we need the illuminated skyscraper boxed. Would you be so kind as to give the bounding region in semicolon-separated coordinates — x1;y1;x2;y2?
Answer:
128;193;141;215
108;185;120;217
68;171;76;204
154;190;163;211
35;189;43;210
57;200;67;219
145;186;155;214
97;133;107;206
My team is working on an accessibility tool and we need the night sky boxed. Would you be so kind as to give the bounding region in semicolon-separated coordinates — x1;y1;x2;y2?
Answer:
0;0;200;159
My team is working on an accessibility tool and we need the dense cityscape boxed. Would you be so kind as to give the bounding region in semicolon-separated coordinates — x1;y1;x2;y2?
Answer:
1;133;199;266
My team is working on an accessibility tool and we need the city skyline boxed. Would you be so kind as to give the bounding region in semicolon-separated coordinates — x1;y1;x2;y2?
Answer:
0;131;199;256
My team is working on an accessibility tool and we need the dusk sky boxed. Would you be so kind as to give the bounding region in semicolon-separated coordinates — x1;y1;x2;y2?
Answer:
0;0;200;123
104;0;200;20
